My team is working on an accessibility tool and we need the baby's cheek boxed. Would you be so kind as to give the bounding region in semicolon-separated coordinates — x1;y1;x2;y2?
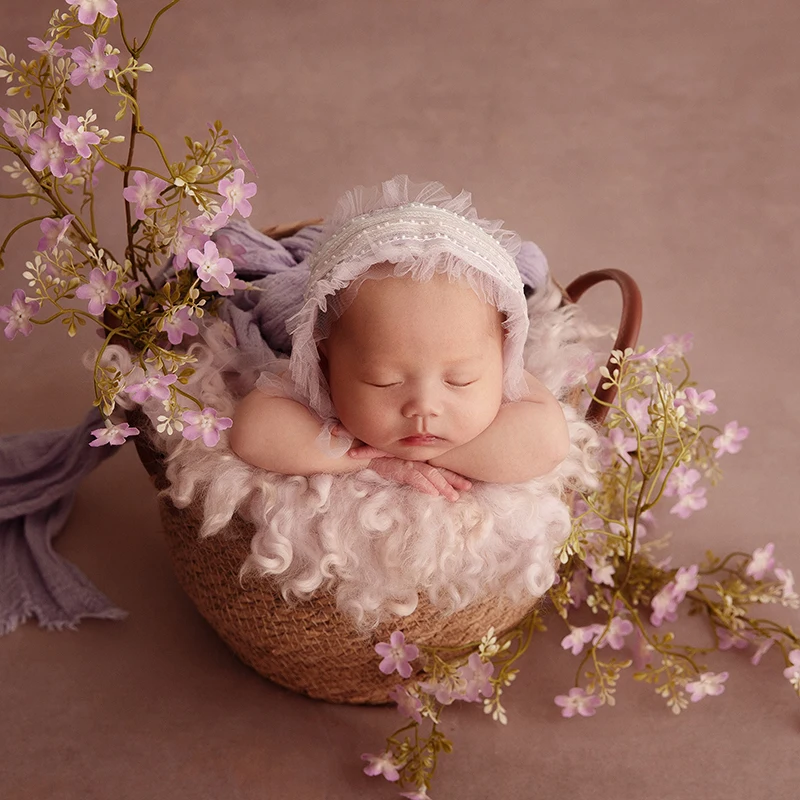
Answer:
462;396;502;440
336;393;381;440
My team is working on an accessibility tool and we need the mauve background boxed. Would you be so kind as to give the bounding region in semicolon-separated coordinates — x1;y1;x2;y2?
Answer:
1;1;799;798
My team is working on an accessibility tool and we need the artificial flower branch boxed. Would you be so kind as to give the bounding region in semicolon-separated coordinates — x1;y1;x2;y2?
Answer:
1;2;257;446
361;338;797;799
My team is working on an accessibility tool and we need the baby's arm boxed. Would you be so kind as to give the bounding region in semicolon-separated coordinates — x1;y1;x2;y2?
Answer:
229;390;368;476
426;371;570;483
229;392;471;501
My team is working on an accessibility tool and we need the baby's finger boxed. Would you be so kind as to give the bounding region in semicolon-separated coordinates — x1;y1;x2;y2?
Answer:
437;468;473;491
331;423;351;438
352;445;391;460
374;459;438;496
405;469;441;497
417;464;459;502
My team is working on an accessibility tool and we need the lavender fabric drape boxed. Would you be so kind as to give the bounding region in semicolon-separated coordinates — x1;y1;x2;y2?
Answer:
0;220;550;634
0;409;125;633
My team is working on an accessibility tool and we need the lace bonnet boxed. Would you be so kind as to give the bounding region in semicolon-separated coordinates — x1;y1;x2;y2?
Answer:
284;175;531;425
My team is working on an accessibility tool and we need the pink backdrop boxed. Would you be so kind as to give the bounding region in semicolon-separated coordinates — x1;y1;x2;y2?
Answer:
2;1;798;797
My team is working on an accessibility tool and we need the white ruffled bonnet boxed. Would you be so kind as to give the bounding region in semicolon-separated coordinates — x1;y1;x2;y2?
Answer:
280;175;531;438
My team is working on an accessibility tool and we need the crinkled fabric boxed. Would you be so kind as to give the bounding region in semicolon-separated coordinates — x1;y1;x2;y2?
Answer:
0;409;126;634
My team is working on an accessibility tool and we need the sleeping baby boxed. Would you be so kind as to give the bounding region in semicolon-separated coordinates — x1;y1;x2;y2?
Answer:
230;177;570;496
140;175;595;624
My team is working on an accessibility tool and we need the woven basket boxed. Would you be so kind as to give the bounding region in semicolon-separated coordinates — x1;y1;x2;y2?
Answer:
128;221;642;704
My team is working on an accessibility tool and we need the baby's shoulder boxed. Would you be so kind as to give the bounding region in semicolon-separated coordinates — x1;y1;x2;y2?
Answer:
254;359;301;402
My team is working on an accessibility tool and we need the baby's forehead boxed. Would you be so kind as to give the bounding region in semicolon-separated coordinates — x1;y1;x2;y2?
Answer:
342;271;502;324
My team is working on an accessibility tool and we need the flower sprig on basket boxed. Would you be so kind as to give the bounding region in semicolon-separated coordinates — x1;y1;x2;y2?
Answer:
364;333;799;798
362;618;543;798
0;1;257;447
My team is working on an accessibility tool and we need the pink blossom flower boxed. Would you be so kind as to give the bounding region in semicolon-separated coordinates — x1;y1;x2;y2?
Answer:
782;650;800;685
685;671;729;702
750;637;775;666
222;132;259;178
625;397;651;434
70;37;119;90
651;554;673;571
187;240;236;291
561;624;605;656
650;584;680;627
27;37;68;57
630;626;655;670
75;268;119;315
774;567;797;601
672;565;699;602
28;123;77;178
628;344;667;363
554;687;603;718
189;210;230;236
601;427;637;466
388;684;423;724
456;653;494;702
568;568;589;608
180;407;233;447
214;233;247;262
361;751;402;782
676;387;718;420
37;215;75;253
745;543;775;581
159;306;199;345
217;168;257;218
194;274;247;297
661;333;694;358
664;464;701;498
400;787;433;800
120;278;140;298
122;171;168;221
89;421;139;447
0;289;40;339
75;0;119;25
584;553;615;587
669;486;707;519
713;421;749;456
69;155;104;187
595;617;634;650
170;222;208;270
53;114;101;159
375;631;419;679
717;628;750;651
0;108;31;145
124;371;178;403
417;675;460;706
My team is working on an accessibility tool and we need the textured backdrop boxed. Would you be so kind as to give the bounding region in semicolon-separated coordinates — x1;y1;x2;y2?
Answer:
1;2;798;798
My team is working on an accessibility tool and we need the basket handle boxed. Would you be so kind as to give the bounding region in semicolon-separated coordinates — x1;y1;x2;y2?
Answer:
564;269;643;426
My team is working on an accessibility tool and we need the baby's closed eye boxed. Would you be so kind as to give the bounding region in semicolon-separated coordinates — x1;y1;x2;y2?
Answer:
363;378;479;388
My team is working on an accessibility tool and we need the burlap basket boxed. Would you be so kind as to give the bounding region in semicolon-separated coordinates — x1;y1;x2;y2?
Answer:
128;220;642;705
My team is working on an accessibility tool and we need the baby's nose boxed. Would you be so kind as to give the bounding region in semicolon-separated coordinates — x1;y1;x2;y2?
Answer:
401;391;443;420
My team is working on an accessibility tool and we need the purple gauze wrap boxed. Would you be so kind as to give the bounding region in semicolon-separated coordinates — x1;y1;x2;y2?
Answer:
0;219;550;634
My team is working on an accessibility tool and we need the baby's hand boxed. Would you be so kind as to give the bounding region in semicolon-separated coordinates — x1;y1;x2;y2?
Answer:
332;424;472;500
362;456;472;502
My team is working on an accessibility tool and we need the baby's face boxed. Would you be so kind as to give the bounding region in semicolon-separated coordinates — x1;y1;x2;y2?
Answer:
319;271;505;460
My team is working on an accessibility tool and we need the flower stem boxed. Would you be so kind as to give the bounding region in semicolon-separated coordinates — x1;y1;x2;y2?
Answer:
136;1;184;55
0;216;50;263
